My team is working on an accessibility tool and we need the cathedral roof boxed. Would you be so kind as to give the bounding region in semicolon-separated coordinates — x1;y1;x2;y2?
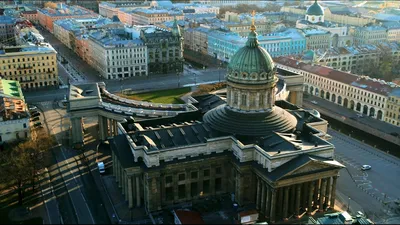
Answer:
306;0;324;16
226;28;275;85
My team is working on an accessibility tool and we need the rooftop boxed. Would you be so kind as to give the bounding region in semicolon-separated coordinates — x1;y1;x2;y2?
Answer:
0;15;16;24
89;28;144;47
356;25;387;32
274;57;399;96
131;7;183;16
301;28;330;36
0;44;56;55
38;5;96;17
0;80;28;122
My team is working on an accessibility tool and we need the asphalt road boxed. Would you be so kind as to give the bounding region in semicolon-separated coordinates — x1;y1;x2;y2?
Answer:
34;100;110;224
330;129;400;223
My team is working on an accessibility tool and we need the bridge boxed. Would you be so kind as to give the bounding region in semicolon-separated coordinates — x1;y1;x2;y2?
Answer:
67;82;198;148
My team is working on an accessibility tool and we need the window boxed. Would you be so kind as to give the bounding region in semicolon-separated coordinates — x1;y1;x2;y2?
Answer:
178;184;186;199
203;169;210;177
191;171;198;179
23;123;27;128
166;175;173;184
215;178;222;192
178;173;185;181
216;167;222;175
166;187;173;201
203;180;210;194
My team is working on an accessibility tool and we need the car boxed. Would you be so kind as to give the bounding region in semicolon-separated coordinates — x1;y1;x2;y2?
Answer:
31;112;40;117
34;121;42;126
28;105;37;110
98;162;105;174
357;113;364;118
361;165;371;171
31;117;40;122
311;100;318;105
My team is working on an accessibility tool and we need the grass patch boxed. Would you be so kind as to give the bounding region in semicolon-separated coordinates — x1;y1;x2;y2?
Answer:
118;87;191;104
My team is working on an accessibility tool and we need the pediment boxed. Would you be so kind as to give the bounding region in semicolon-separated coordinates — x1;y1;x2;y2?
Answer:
287;161;333;176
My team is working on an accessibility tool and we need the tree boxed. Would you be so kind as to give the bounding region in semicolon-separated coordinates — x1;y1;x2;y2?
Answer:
0;132;56;205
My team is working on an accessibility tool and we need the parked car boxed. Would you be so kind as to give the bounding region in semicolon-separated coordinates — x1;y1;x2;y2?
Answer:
98;162;105;174
357;113;364;118
311;100;318;105
361;165;371;171
33;122;42;127
31;117;40;122
31;112;40;117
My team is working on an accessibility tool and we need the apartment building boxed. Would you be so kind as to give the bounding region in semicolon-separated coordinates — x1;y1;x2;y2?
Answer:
301;28;331;50
99;1;148;18
385;91;400;126
37;4;97;33
0;79;30;145
128;8;184;25
275;57;400;126
88;28;148;80
0;15;16;47
53;19;86;50
382;21;400;42
184;26;210;54
0;44;58;89
352;26;388;45
314;42;400;75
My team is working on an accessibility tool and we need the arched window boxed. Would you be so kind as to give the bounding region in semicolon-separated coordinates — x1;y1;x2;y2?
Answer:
259;94;264;108
233;93;238;105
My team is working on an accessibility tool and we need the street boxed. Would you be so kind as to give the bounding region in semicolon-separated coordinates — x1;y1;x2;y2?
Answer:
330;129;400;223
34;100;110;224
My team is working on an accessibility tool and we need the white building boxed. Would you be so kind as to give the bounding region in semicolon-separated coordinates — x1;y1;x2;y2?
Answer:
88;28;148;80
0;80;30;145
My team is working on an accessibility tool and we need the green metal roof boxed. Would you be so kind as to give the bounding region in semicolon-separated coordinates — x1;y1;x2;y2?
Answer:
227;30;275;83
0;79;24;100
307;0;324;16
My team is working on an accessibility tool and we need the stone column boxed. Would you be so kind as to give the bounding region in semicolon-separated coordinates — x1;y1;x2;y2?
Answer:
313;179;320;207
283;187;289;220
319;178;327;212
114;120;118;135
260;182;266;214
128;176;133;208
256;178;261;210
295;184;301;218
277;188;283;218
290;186;296;215
269;189;277;223
98;115;106;141
307;181;315;215
265;185;271;218
71;117;84;146
302;182;308;208
330;176;338;209
107;119;112;137
325;177;331;210
136;175;141;207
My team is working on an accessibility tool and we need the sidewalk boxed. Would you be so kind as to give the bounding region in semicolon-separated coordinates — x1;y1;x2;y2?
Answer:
335;190;364;214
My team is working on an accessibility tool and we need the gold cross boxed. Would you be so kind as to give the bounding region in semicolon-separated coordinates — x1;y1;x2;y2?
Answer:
250;10;256;31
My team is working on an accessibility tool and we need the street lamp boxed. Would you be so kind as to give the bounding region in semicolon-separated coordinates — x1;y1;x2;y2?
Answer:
218;62;222;82
193;72;197;86
176;69;181;88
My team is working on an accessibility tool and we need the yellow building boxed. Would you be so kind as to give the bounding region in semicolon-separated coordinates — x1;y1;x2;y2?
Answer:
385;91;400;127
0;44;58;90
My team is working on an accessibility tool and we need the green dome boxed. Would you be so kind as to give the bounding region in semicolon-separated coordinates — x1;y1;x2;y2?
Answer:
227;29;276;84
306;0;324;16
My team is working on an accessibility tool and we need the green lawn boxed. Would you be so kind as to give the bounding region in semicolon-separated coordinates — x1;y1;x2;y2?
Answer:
119;87;191;104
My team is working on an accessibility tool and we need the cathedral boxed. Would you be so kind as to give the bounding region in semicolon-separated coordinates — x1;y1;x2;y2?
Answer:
110;21;344;223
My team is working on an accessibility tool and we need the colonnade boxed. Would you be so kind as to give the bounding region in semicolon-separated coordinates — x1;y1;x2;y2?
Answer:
112;150;142;208
255;176;338;222
98;115;119;141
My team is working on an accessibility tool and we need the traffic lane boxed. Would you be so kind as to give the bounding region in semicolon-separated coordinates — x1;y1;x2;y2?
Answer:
330;130;400;201
58;62;70;85
25;89;67;103
305;95;399;134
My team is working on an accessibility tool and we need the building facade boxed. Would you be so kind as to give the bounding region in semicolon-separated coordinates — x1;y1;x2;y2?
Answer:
275;57;400;126
0;15;16;47
385;90;400;126
110;24;344;223
0;44;58;89
88;28;148;80
184;26;210;55
128;8;184;25
53;19;86;50
352;26;388;45
138;23;184;74
0;79;30;145
21;10;38;24
99;1;148;19
301;29;331;50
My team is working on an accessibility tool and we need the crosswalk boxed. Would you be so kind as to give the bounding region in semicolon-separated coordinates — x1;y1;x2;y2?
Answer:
38;101;53;107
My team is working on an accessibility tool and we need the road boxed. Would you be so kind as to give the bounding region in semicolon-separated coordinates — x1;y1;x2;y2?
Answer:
34;100;110;224
330;129;400;223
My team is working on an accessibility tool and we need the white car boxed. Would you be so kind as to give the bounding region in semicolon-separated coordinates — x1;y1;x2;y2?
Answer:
311;100;318;105
28;105;37;110
361;165;371;171
97;162;105;174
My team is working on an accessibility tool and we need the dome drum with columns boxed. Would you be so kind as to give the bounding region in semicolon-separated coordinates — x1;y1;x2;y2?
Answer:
203;20;297;136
